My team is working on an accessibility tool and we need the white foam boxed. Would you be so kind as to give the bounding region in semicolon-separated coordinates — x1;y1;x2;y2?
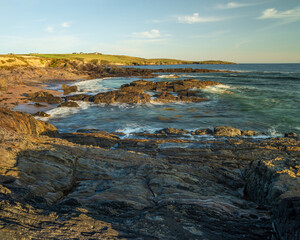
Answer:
35;101;93;120
157;74;179;79
73;78;115;94
202;84;233;94
116;124;161;137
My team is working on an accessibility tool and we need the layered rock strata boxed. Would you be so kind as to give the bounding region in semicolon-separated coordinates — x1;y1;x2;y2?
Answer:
0;109;299;239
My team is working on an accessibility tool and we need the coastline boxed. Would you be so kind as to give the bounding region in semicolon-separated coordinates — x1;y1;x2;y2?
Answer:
0;63;299;239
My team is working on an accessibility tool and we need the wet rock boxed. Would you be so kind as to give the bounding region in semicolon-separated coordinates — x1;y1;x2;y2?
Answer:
214;126;242;137
192;128;213;135
65;94;93;102
33;111;50;117
272;197;300;240
34;102;47;107
58;101;80;108
62;84;78;95
242;130;259;136
29;91;63;104
60;132;119;148
94;90;151;104
121;79;220;93
156;127;190;135
153;91;177;103
0;119;299;239
284;132;298;138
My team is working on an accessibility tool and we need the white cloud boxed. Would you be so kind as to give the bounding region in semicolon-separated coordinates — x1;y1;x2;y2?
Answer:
61;22;70;28
258;7;300;20
45;26;54;33
132;29;161;38
217;2;254;9
177;13;223;24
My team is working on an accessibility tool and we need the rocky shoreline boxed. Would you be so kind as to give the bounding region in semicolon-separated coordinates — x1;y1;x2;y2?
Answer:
0;108;299;239
0;64;299;239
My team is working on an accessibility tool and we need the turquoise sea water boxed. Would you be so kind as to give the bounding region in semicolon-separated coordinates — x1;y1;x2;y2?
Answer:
39;64;300;136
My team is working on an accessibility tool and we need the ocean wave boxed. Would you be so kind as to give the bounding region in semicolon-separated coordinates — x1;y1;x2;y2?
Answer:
35;101;93;120
116;124;161;137
202;84;233;94
74;78;115;93
157;74;179;79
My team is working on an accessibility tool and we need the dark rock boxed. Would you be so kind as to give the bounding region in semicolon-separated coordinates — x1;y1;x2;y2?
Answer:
156;127;190;135
272;197;300;240
94;90;151;104
34;103;47;107
65;94;93;102
284;132;298;138
214;126;242;137
29;91;62;104
33;111;50;117
153;91;177;103
58;101;80;108
62;84;78;95
242;130;259;136
192;128;213;135
121;79;220;93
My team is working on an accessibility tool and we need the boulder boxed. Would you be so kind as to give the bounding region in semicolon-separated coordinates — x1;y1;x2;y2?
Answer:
62;84;78;95
242;130;259;136
284;132;298;138
153;91;177;103
214;126;242;137
29;91;62;104
58;101;80;108
34;103;47;107
33;111;50;117
0;108;57;136
156;127;189;135
94;90;151;104
192;128;213;135
65;94;93;102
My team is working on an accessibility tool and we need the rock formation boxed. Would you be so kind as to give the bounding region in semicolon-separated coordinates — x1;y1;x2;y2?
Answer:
0;108;299;239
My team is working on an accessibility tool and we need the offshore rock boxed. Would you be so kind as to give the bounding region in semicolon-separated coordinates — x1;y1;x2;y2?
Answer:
33;111;50;117
214;126;242;137
285;132;298;138
62;84;78;95
156;127;190;135
29;91;63;104
121;79;220;92
242;130;259;136
94;90;151;104
58;101;80;108
65;94;93;102
192;128;213;135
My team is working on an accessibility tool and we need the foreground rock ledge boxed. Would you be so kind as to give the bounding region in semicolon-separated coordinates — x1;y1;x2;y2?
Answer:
0;109;299;239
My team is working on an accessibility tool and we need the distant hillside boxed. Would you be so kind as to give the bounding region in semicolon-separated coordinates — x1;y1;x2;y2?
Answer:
0;54;235;68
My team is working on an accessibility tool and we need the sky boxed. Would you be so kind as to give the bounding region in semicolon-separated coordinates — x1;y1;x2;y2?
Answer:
0;0;300;63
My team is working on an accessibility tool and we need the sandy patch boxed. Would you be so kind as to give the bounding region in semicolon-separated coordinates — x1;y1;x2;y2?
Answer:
0;85;61;109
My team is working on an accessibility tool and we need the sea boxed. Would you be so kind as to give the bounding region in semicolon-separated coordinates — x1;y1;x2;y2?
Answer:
32;64;300;137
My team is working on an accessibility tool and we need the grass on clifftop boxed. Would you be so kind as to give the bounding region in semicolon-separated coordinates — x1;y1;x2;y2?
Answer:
29;53;235;66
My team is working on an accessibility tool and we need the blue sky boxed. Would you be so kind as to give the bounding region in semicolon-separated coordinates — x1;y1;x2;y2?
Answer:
0;0;300;63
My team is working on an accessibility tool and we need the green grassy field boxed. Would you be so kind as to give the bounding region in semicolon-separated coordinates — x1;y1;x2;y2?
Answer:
29;53;235;65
